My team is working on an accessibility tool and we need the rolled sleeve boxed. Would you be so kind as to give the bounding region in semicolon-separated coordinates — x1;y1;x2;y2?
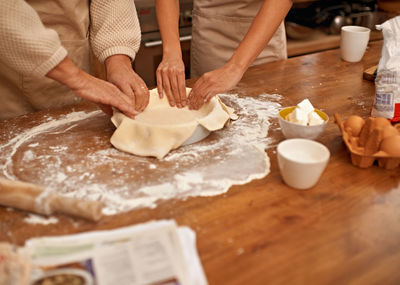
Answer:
0;0;67;77
90;0;141;63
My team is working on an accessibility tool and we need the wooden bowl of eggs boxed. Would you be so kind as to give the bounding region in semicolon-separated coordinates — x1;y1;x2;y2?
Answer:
334;113;400;169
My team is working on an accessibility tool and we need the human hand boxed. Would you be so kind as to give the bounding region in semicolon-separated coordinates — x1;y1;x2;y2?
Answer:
105;54;149;113
46;57;138;118
156;54;187;108
188;63;244;110
72;72;140;118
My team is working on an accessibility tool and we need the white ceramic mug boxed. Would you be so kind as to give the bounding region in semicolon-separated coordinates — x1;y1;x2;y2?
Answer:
340;26;371;62
277;139;330;190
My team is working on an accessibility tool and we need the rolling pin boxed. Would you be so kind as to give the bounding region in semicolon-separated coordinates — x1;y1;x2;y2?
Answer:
0;178;103;222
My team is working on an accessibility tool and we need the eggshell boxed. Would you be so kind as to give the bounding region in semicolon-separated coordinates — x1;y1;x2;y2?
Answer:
344;115;365;137
371;117;391;130
381;125;399;140
380;135;400;156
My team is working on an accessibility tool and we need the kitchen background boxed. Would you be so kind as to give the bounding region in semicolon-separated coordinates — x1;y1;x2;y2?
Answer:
96;0;399;87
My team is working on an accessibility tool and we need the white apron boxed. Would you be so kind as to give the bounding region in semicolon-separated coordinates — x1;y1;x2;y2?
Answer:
190;0;287;78
0;0;91;119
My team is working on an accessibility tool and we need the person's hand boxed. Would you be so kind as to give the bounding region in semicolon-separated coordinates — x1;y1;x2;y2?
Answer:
72;73;139;118
46;57;138;118
105;54;149;113
156;54;187;108
188;63;244;110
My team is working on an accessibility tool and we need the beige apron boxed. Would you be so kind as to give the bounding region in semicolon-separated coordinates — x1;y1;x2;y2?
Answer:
0;0;91;119
191;0;287;78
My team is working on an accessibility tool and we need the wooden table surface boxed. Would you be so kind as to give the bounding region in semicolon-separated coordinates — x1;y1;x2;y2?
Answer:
1;40;400;285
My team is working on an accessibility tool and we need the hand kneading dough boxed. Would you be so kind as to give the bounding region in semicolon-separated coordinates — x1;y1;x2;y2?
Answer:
110;88;237;159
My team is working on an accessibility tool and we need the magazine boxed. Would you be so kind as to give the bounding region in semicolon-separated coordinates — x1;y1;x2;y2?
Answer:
0;220;207;285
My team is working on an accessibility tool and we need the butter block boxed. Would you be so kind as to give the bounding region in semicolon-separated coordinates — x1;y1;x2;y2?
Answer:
285;99;325;126
286;107;308;125
308;111;324;126
297;99;315;114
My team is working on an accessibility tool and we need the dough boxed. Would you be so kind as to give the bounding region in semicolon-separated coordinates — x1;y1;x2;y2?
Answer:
110;88;237;159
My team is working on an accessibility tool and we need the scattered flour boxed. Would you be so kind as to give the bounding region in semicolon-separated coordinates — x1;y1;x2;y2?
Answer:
22;150;35;162
0;94;282;219
0;110;101;180
237;248;245;255
24;214;59;225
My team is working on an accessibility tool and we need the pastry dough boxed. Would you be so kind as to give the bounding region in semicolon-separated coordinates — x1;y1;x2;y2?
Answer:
110;88;237;159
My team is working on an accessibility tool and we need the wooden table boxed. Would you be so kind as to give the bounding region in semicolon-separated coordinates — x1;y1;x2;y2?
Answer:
1;41;399;284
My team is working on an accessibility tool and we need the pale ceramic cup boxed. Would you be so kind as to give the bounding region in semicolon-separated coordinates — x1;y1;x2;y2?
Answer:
340;26;371;62
277;139;330;190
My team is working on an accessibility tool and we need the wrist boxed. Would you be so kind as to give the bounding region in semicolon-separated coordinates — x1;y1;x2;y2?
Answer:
46;57;88;91
162;51;183;63
105;54;132;73
225;60;247;77
162;43;182;59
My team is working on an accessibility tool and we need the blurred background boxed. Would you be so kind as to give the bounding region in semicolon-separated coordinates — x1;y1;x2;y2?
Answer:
116;0;400;87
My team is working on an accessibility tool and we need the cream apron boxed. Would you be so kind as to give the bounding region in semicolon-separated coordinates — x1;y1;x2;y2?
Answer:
0;0;91;119
191;0;287;78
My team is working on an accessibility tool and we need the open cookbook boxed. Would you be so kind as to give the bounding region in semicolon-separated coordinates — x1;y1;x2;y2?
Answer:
0;220;207;285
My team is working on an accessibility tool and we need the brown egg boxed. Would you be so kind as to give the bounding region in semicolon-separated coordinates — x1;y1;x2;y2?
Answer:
381;125;399;140
380;135;400;156
344;115;365;137
371;117;391;130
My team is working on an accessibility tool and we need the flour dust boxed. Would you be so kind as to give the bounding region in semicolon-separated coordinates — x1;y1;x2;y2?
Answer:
0;94;282;216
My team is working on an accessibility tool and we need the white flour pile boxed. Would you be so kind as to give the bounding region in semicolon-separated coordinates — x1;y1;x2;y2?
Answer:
0;94;282;216
24;214;59;225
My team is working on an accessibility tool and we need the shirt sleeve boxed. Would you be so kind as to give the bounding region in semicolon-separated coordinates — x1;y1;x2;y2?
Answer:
0;0;67;77
90;0;141;63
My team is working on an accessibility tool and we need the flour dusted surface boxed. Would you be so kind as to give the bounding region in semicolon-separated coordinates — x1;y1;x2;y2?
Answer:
0;94;282;216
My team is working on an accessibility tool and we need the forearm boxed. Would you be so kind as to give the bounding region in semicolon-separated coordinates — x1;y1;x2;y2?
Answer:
105;54;131;76
228;0;292;73
46;56;140;118
46;57;86;91
155;0;182;57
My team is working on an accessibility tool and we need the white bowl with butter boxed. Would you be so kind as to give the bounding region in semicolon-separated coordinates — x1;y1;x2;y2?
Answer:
278;99;328;140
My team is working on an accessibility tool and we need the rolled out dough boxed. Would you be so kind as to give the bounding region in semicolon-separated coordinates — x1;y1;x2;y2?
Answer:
110;88;237;159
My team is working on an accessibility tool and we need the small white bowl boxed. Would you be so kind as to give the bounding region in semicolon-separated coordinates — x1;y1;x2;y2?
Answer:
278;106;329;140
277;139;330;189
182;125;210;146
